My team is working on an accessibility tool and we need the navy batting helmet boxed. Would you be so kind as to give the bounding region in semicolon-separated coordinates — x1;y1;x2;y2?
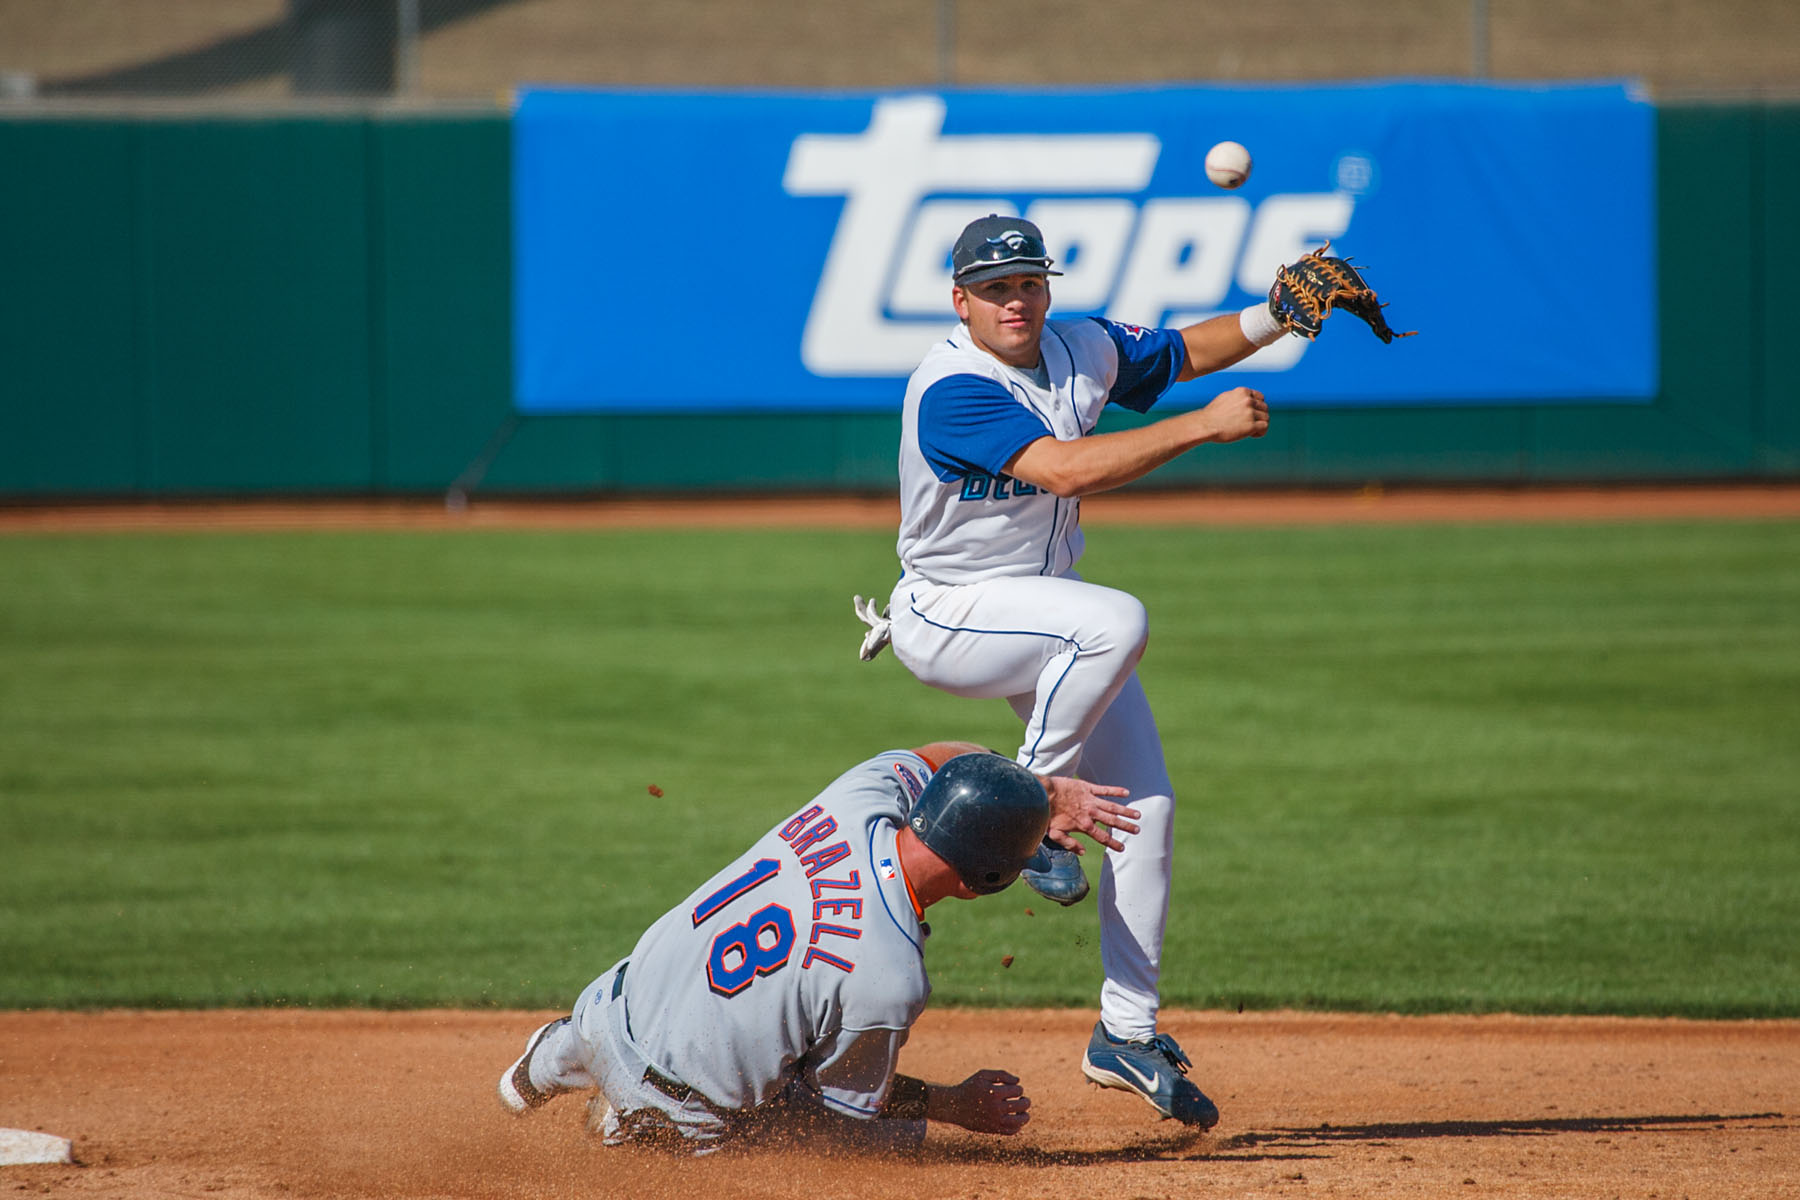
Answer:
950;215;1064;288
908;753;1051;894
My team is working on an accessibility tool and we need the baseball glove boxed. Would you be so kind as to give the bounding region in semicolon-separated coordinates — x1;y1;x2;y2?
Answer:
1267;242;1416;344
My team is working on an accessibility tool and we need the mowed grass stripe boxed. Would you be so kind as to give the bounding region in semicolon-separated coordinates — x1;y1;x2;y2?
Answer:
1;521;1795;1014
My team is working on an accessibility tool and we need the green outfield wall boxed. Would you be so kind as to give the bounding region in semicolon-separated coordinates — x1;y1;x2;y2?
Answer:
1;103;1795;499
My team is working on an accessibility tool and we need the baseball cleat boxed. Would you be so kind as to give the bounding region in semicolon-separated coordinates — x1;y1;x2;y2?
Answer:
497;1017;570;1115
1021;838;1089;905
1081;1021;1219;1128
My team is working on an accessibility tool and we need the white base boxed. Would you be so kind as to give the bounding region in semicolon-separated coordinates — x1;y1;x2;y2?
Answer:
0;1128;73;1166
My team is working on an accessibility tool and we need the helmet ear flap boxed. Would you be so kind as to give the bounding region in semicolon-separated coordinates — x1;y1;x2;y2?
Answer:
907;753;1050;895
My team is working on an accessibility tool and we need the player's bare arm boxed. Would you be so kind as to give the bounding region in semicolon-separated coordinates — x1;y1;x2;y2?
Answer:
1176;310;1264;380
924;1069;1032;1135
910;740;992;768
1005;387;1269;498
1039;773;1140;853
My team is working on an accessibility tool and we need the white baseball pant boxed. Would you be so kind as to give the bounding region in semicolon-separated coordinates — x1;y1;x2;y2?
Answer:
889;572;1177;1040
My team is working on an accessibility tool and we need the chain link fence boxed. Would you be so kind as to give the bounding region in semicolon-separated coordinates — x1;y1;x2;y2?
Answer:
1;0;1794;105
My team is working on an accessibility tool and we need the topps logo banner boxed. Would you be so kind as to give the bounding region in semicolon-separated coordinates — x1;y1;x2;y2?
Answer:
783;95;1338;376
514;83;1656;413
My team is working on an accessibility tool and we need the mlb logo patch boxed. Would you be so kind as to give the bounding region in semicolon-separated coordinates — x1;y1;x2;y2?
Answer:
893;762;926;800
878;858;898;880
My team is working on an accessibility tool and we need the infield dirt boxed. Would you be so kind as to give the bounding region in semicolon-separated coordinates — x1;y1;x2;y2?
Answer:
5;482;1800;533
2;1008;1796;1199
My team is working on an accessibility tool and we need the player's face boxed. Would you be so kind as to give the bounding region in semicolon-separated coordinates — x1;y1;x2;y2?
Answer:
953;274;1051;368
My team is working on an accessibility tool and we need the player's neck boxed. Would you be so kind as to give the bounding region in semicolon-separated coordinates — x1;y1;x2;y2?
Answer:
989;348;1043;372
964;325;1043;372
895;829;957;913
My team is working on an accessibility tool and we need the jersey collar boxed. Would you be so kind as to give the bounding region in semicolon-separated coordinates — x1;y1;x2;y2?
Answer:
868;821;927;955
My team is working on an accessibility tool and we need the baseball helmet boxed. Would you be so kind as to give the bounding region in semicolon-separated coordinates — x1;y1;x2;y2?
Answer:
908;753;1051;894
950;215;1065;288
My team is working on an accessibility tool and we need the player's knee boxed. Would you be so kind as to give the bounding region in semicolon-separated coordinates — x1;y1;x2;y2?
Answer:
1105;595;1150;660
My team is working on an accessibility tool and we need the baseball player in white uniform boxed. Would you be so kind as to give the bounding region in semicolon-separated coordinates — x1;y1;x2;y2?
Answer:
497;742;1138;1153
853;214;1289;1128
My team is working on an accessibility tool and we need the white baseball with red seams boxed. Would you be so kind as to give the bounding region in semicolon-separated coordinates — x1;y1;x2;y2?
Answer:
1204;140;1253;189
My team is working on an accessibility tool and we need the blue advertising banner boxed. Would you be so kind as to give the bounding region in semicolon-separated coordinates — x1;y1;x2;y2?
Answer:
514;82;1656;413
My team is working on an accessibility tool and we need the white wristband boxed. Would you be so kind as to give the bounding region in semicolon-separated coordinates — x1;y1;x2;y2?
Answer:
1239;302;1286;348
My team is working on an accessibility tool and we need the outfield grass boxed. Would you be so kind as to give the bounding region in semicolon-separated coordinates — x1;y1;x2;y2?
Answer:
1;519;1796;1016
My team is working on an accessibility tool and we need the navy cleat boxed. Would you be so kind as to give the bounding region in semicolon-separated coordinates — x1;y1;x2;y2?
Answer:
497;1017;570;1115
1081;1021;1220;1128
1021;838;1089;905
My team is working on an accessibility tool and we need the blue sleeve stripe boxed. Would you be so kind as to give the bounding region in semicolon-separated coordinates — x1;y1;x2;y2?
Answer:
820;1093;882;1118
1090;318;1187;413
917;374;1052;482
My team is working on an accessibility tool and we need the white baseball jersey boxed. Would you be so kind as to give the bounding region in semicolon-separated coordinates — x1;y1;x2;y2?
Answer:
896;317;1187;586
619;750;939;1118
883;314;1190;1043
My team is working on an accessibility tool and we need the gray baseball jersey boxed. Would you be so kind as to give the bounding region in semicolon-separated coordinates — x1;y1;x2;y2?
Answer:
620;750;939;1118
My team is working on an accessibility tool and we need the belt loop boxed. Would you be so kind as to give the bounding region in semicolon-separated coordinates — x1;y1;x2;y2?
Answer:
643;1064;727;1120
611;960;633;1039
611;960;629;1000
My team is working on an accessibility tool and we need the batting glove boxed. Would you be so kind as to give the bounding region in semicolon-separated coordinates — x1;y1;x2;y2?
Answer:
852;595;892;662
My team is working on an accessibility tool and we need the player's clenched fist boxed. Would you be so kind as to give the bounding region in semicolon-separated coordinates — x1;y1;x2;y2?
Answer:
1197;386;1270;443
935;1069;1032;1135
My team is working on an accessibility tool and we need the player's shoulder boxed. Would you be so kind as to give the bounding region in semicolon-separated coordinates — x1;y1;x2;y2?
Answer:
1061;314;1171;349
1046;316;1122;361
1049;315;1110;341
915;347;999;387
1034;317;1118;381
908;344;987;408
848;748;933;793
877;750;935;804
815;751;931;819
836;935;931;1028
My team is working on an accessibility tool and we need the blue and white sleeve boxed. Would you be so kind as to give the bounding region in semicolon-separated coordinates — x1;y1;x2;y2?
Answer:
1089;318;1189;413
917;374;1052;482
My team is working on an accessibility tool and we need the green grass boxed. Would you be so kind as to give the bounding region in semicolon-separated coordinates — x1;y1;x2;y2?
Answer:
1;520;1796;1016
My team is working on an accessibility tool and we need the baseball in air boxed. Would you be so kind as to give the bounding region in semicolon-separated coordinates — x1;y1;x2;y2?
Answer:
1205;140;1252;189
